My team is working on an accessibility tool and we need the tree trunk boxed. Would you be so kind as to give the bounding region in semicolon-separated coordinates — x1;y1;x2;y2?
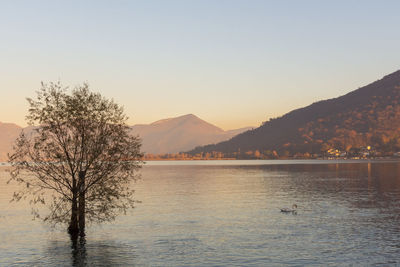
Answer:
78;171;86;236
68;190;79;236
68;175;79;236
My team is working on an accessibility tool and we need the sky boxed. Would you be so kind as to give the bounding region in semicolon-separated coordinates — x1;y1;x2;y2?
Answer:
1;0;400;130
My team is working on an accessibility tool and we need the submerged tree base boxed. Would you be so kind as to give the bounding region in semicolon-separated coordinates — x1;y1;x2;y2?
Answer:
68;225;80;236
68;225;86;238
70;234;87;266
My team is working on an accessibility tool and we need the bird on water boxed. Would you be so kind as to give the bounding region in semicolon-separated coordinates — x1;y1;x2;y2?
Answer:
280;204;298;213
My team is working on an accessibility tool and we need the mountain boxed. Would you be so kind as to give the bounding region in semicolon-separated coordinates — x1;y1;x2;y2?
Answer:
0;122;23;161
131;114;253;154
189;70;400;157
0;115;252;160
0;115;253;160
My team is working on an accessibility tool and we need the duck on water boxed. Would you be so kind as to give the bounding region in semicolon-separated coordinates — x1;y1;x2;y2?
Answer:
280;204;297;213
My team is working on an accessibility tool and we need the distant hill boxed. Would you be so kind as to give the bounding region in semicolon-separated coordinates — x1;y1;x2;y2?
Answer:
0;122;22;161
189;70;400;158
0;115;253;160
131;114;253;154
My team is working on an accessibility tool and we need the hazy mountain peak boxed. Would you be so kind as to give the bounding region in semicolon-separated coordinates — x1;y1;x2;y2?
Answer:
0;121;21;128
151;114;200;125
131;114;253;154
179;113;197;119
150;118;174;125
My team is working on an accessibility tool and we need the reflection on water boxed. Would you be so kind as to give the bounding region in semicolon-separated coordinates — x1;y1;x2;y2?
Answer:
40;235;138;267
1;160;400;266
71;236;86;266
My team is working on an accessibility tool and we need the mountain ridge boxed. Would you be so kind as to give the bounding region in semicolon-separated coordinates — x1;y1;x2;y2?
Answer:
0;115;254;160
189;70;400;157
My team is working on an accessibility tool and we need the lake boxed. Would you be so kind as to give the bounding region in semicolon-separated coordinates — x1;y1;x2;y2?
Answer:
1;160;400;266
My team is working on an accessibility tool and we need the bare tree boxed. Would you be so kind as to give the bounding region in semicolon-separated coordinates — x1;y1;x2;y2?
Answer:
8;82;143;237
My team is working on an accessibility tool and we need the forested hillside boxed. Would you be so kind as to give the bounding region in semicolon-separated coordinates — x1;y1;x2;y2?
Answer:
189;70;400;158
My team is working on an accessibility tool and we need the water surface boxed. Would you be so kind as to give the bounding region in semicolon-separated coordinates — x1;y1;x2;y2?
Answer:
1;160;400;266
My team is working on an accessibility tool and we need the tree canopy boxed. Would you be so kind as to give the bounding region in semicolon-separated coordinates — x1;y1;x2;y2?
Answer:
9;82;143;236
